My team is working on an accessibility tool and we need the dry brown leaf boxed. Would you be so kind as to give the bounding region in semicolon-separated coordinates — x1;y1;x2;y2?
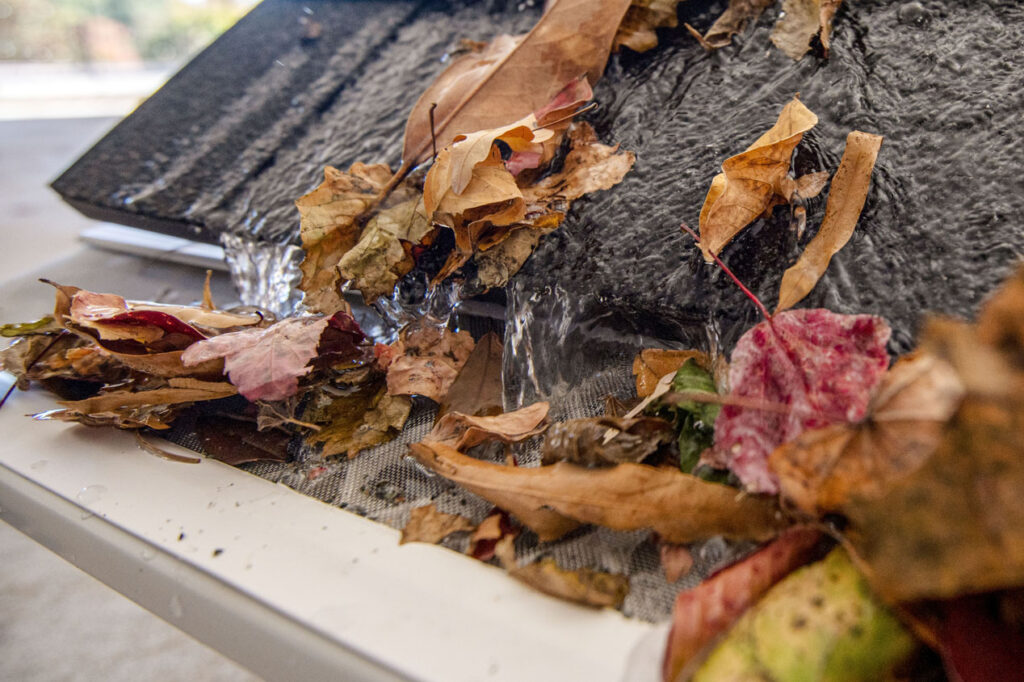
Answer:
308;384;411;458
425;401;549;451
688;0;773;50
400;504;476;545
523;122;636;204
844;270;1024;602
696;96;818;262
445;117;554;195
509;558;630;609
475;216;562;289
776;131;883;312
770;0;816;60
439;331;504;419
401;0;633;168
295;163;393;313
540;416;674;466
632;348;710;398
424;145;525;230
468;510;519;560
769;353;964;513
408;440;789;543
819;0;843;56
613;0;682;53
195;415;292;466
337;197;433;304
660;542;694;583
57;378;237;415
107;348;225;380
385;324;475;403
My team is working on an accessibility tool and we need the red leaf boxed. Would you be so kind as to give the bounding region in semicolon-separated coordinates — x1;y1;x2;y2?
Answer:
714;309;890;493
938;595;1024;682
662;527;822;682
182;316;330;401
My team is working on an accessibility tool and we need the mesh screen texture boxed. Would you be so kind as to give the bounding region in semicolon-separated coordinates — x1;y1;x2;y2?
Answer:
163;342;753;624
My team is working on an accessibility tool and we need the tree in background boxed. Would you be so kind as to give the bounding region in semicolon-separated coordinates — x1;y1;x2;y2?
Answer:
0;0;253;63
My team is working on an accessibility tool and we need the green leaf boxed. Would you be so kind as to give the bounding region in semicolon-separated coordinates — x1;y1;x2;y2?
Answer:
693;548;917;682
1;316;60;337
648;359;720;473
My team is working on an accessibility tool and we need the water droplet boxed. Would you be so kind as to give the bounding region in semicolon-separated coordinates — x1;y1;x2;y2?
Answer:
76;484;107;505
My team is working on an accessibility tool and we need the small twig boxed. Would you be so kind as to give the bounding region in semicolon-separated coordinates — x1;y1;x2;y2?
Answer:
429;102;439;161
0;333;65;411
134;430;202;464
531;102;599;131
681;222;772;320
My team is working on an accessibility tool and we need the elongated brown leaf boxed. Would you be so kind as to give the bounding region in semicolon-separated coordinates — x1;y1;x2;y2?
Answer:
57;378;237;415
769;353;964;513
408;441;789;543
295;163;393;313
776;131;883;312
510;558;630;609
401;0;633;168
696;96;818;261
662;527;822;682
426;401;549;450
400;504;475;545
439;331;504;419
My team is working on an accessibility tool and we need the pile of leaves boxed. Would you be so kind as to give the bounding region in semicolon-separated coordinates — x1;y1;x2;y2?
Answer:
3;2;1022;680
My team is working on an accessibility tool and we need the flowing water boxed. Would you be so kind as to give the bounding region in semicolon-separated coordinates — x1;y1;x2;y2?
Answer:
209;0;1024;406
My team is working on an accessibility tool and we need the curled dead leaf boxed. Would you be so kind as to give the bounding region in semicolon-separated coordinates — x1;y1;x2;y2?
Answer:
686;0;774;50
523;122;636;205
426;401;549;450
295;163;393;313
308;383;411;458
408;440;789;544
770;0;845;60
613;0;682;53
400;504;475;545
696;96;818;262
401;0;633;168
776;131;883;313
386;324;475;403
540;416;674;466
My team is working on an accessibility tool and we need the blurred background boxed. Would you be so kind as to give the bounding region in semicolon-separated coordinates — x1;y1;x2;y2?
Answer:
0;0;256;119
1;2;264;680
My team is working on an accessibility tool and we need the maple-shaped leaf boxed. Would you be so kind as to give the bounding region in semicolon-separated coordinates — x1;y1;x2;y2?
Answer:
714;308;891;493
182;312;363;401
662;526;822;682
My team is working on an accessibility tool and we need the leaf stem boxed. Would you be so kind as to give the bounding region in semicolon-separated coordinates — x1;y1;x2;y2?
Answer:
681;222;771;321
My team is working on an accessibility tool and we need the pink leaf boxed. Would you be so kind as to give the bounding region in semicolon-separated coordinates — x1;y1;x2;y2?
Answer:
662;527;822;682
182;316;330;401
714;309;891;493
